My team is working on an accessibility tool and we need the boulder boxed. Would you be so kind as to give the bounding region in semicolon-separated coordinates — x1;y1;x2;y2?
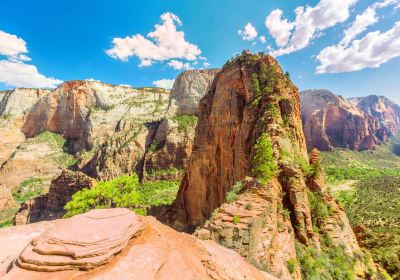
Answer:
1;208;276;280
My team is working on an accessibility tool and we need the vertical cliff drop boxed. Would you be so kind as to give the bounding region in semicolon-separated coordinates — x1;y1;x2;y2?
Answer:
166;52;383;279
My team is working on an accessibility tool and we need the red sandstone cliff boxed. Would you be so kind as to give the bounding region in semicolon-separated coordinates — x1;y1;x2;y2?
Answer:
164;53;381;279
301;89;382;151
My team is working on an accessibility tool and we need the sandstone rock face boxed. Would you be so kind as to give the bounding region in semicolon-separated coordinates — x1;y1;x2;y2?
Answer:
0;184;15;211
349;95;400;138
301;89;381;151
0;89;50;172
196;177;301;279
168;69;220;116
142;70;219;181
14;170;96;225
165;53;376;279
1;208;276;280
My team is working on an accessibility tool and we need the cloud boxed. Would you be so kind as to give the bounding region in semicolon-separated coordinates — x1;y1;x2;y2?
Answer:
153;78;175;89
0;30;28;58
85;78;101;82
203;62;210;67
0;59;62;88
106;12;202;67
316;21;400;73
265;9;294;47
259;36;266;44
340;0;398;46
0;30;61;88
167;59;191;70
238;23;258;41
265;0;358;56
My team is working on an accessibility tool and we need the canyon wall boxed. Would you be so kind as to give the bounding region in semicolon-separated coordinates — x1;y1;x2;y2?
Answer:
301;89;383;151
166;53;381;279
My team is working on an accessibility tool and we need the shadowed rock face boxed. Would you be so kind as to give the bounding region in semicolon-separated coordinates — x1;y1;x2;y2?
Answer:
301;89;382;151
0;208;277;280
14;170;96;225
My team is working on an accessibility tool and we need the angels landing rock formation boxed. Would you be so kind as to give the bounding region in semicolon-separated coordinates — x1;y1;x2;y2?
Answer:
165;53;383;279
0;208;276;280
301;89;383;151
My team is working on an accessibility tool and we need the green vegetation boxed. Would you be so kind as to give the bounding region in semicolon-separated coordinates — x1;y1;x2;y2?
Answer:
295;237;356;280
338;177;400;279
282;208;291;220
225;181;244;203
136;180;179;208
251;133;277;185
29;131;66;149
280;150;311;175
147;167;184;177
321;144;400;279
232;215;240;224
13;178;46;204
287;259;296;274
0;112;12;121
172;114;198;134
133;87;170;94
0;177;47;228
64;174;179;217
0;208;17;228
307;190;334;222
321;145;400;184
27;131;77;167
148;140;161;152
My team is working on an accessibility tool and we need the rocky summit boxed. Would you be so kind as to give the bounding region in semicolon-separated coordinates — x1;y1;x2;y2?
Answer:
165;53;383;279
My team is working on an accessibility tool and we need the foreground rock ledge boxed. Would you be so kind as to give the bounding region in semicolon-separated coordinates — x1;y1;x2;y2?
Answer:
0;208;277;280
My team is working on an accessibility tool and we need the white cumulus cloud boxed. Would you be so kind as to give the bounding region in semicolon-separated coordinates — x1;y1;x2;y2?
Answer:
153;78;175;89
106;12;202;68
259;36;266;44
265;9;294;47
316;21;400;73
0;30;61;88
340;0;398;46
238;23;258;41
167;60;191;70
265;0;358;56
0;30;28;58
0;60;62;88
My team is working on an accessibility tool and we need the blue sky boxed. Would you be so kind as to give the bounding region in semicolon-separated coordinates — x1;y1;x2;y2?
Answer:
1;0;399;102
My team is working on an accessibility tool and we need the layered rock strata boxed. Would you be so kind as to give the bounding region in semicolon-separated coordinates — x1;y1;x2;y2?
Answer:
1;208;276;280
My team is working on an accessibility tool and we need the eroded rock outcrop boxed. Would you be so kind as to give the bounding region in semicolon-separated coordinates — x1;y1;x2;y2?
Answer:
301;89;382;151
0;184;15;211
14;170;96;225
165;53;380;279
1;208;276;280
